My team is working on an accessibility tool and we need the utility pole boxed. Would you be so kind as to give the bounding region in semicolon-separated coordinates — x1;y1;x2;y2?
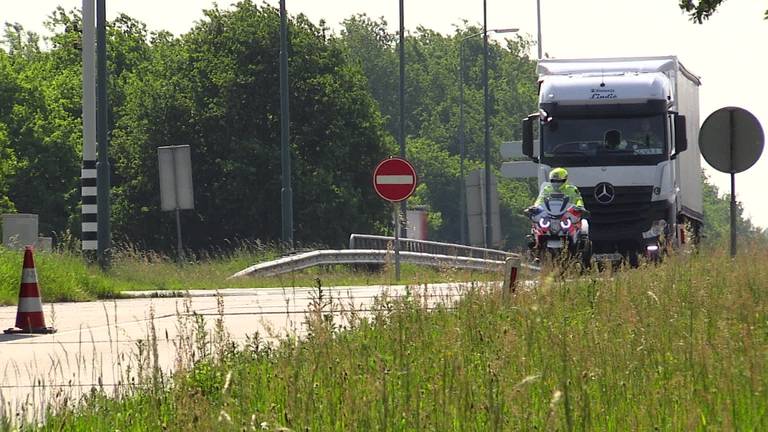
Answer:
458;28;516;246
96;0;111;269
482;0;492;248
536;0;543;59
458;42;466;245
395;0;406;280
399;0;408;240
279;0;293;248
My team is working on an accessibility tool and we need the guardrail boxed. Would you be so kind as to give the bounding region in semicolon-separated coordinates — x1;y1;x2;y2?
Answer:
349;234;512;261
229;249;513;279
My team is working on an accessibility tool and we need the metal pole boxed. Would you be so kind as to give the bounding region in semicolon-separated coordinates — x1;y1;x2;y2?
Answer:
729;109;736;257
536;0;543;59
175;208;184;262
394;205;401;281
96;0;111;269
458;42;467;245
730;173;736;258
81;0;97;257
171;148;184;263
482;0;492;249
279;0;293;248
399;0;408;239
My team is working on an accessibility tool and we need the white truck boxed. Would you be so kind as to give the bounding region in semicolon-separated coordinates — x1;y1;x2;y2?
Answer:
517;56;703;262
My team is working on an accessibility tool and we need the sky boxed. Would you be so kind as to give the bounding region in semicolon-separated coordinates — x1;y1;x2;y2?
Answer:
2;0;767;228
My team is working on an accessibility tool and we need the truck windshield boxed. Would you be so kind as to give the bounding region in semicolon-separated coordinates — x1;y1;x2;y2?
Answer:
541;115;667;166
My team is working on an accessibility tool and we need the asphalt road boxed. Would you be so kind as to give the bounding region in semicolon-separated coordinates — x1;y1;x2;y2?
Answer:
0;282;472;421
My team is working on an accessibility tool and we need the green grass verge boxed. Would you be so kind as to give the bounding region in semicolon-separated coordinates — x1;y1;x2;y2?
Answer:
0;246;499;305
30;246;768;430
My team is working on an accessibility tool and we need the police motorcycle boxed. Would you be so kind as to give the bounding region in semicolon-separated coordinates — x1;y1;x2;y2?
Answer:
524;193;592;268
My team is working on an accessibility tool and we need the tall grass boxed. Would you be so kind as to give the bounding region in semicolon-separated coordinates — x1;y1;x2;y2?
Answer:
28;245;768;431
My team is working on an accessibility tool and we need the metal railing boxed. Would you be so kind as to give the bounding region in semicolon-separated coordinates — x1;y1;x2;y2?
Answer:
349;234;514;262
229;249;513;279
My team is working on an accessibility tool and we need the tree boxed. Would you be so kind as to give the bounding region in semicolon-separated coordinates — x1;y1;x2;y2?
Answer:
0;9;156;241
701;171;761;243
340;16;539;246
679;0;768;23
111;1;391;250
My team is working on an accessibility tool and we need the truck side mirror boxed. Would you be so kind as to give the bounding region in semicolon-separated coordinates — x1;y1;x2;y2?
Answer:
674;114;687;155
521;115;535;158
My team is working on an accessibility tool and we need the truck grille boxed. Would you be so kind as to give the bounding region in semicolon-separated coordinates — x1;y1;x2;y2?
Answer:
579;186;668;242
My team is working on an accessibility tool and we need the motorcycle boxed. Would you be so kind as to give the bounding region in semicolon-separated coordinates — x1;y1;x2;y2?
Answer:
524;194;592;267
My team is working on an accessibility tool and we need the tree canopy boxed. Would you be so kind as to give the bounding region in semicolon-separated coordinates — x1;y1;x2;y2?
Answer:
679;0;768;23
0;2;762;254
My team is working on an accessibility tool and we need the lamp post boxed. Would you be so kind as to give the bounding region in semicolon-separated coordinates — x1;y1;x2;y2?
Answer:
458;26;517;245
279;0;293;248
536;0;543;59
96;0;111;269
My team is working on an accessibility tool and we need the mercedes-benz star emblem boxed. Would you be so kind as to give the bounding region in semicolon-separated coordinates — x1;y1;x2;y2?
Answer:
594;182;615;204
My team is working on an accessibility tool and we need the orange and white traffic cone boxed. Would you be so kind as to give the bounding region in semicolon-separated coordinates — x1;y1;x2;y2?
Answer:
4;246;56;334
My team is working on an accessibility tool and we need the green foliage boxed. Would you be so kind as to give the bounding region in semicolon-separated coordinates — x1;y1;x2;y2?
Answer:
0;4;394;250
701;171;762;243
341;16;539;245
0;248;115;305
679;0;768;22
111;2;391;249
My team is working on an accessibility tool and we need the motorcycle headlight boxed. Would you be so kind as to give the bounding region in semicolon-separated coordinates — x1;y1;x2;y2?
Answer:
538;218;551;229
561;218;572;230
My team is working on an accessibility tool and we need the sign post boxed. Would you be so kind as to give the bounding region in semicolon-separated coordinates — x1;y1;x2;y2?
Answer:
699;107;764;257
373;157;418;281
158;145;195;262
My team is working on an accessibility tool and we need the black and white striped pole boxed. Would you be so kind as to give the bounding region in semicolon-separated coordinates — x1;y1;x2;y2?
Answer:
81;0;97;255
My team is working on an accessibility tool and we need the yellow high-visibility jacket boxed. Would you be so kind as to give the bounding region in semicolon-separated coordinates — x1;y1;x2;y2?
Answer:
534;182;584;208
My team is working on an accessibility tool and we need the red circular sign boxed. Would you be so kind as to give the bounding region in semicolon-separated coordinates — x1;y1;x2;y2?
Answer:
372;157;418;202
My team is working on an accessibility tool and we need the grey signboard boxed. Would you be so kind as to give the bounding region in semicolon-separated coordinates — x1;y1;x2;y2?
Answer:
158;145;194;211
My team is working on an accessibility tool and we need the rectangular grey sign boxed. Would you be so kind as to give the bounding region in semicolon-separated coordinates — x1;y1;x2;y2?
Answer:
158;145;194;211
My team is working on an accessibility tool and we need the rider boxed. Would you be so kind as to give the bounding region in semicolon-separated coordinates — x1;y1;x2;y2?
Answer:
534;167;585;208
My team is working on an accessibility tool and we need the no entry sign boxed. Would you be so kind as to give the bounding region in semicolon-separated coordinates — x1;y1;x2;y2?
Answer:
372;157;417;202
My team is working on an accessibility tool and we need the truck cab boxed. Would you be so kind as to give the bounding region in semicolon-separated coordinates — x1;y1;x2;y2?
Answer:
518;57;703;261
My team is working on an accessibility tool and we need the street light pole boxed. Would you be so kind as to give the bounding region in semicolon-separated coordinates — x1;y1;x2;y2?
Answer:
399;0;407;241
96;0;111;269
458;42;467;245
482;0;491;248
458;27;516;246
536;0;543;59
279;0;293;248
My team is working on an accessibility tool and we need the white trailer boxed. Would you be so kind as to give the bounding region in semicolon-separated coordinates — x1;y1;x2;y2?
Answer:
516;56;703;260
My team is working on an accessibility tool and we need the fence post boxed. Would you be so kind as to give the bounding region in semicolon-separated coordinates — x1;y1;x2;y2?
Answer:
502;257;519;297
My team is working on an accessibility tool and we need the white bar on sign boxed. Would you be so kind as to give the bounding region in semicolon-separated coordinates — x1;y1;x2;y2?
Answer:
376;175;413;185
22;268;38;284
81;168;97;178
82;186;97;196
82;240;98;250
18;297;43;313
81;204;98;213
82;222;98;232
